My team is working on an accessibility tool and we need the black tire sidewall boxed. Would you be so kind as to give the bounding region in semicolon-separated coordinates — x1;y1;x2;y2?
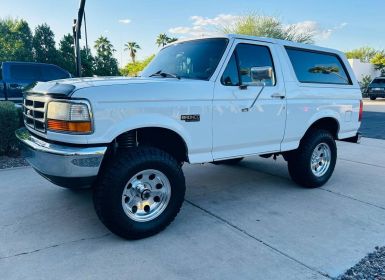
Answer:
289;130;337;188
94;147;185;239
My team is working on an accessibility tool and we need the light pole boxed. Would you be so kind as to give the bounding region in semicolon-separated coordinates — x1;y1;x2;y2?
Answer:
73;0;86;77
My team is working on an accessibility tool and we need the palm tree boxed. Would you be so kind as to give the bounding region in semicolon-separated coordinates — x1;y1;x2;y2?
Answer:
94;36;115;56
156;34;178;48
124;41;141;64
156;33;169;48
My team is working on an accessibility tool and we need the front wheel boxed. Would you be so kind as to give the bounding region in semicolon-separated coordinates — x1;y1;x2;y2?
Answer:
370;96;377;100
93;147;186;239
288;130;337;188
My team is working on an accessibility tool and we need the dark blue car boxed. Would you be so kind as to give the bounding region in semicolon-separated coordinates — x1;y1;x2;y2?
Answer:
0;61;71;103
367;77;385;100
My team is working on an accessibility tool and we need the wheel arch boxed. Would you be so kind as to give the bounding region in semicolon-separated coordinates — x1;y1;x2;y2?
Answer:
303;117;340;140
112;126;190;163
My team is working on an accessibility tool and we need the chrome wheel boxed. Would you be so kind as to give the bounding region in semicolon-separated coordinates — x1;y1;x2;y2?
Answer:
310;143;331;177
121;169;171;222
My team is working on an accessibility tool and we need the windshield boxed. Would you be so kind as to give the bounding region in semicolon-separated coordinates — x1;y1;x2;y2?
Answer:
141;38;229;81
370;79;385;87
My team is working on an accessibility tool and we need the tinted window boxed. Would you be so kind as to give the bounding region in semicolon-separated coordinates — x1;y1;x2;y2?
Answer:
9;64;41;81
221;43;276;87
41;66;69;81
221;53;239;86
142;38;228;81
286;47;351;85
370;79;385;86
237;44;275;86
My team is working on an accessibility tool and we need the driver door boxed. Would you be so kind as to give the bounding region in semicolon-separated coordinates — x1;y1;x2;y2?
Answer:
212;40;286;160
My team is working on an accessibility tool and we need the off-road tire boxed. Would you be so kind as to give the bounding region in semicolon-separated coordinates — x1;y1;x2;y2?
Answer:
93;147;185;239
288;129;337;188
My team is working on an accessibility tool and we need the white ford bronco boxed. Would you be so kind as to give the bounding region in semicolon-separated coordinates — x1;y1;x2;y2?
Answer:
16;35;362;239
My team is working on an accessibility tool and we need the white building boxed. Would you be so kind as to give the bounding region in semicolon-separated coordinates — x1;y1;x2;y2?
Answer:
348;59;380;82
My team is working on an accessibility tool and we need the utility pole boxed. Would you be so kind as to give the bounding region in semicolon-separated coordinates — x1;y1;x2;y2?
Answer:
73;0;86;77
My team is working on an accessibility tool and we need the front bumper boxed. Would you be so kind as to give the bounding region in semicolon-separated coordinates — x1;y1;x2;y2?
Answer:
16;128;107;188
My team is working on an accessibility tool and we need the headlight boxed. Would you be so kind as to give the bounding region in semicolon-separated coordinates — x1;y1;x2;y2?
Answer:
47;101;92;134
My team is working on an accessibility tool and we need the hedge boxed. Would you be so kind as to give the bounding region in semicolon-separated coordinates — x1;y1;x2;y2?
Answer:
0;102;23;155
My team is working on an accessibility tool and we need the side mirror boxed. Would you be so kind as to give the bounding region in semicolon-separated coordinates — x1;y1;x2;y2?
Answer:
250;66;273;84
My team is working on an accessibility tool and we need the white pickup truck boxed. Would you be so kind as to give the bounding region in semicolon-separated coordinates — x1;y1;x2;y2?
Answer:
16;35;362;239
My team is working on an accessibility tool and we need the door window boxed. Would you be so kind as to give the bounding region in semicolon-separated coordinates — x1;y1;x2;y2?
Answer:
221;53;240;86
221;43;276;87
237;44;275;86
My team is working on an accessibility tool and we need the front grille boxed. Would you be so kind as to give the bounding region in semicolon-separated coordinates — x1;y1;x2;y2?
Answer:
23;94;48;133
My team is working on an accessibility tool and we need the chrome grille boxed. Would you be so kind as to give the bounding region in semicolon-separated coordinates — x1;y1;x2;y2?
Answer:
23;94;48;133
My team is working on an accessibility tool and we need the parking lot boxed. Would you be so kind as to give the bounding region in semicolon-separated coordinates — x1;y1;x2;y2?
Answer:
1;130;385;279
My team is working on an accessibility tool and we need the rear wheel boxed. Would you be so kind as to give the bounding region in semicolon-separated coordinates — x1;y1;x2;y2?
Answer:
370;96;377;100
288;130;337;188
93;147;185;239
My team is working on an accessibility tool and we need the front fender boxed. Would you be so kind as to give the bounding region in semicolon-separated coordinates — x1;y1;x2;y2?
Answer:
88;112;192;149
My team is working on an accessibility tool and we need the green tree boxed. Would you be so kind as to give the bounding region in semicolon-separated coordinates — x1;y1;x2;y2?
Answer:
345;47;377;63
120;55;155;77
156;33;178;47
221;14;314;44
124;41;141;64
33;23;58;64
0;18;33;62
94;36;119;76
58;33;76;75
371;52;385;75
80;47;95;77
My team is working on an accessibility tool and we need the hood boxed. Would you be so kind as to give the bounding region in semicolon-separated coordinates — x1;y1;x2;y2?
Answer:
26;76;182;98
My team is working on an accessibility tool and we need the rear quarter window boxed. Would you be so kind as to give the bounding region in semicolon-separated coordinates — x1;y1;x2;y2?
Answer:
285;47;351;85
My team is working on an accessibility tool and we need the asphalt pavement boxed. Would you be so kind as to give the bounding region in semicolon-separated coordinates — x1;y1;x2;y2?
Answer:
1;137;385;279
360;99;385;139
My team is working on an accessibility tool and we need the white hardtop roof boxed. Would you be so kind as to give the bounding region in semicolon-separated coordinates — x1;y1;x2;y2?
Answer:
169;34;345;57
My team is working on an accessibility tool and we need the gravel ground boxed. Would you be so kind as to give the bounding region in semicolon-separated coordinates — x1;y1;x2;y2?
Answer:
336;247;385;280
0;155;29;169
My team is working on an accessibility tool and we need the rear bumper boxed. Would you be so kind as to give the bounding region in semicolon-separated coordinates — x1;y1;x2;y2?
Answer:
16;128;107;188
369;92;385;98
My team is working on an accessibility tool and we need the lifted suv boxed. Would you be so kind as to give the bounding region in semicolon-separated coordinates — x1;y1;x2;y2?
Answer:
16;35;362;239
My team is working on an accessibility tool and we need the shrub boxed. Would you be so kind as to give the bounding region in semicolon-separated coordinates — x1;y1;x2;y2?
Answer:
0;101;20;155
359;75;372;97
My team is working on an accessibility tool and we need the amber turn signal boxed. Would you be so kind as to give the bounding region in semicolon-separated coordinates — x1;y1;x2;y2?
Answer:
47;119;92;133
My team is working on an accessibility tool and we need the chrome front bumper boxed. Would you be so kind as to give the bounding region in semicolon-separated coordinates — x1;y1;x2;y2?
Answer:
16;128;107;188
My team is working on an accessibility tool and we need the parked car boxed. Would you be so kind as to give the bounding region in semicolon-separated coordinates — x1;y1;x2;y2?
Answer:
367;77;385;100
0;61;71;103
16;35;362;239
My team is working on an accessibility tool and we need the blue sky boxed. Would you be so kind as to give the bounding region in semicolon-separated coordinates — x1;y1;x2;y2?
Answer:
1;0;384;66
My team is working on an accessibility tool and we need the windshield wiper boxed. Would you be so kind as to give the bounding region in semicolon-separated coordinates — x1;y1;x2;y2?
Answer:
149;70;180;79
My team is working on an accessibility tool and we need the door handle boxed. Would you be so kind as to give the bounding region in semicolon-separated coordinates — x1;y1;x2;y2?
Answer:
271;92;285;99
